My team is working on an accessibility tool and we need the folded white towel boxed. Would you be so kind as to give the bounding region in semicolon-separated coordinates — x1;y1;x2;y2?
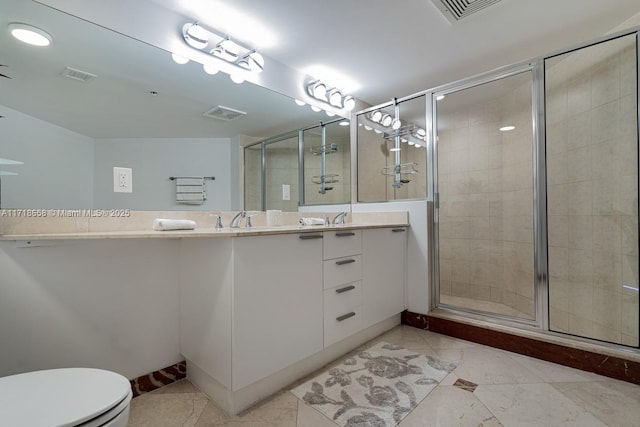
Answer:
299;217;325;226
153;218;197;231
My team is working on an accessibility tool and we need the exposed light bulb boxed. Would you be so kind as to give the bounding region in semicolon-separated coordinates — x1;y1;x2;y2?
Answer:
381;114;393;127
247;51;264;72
370;111;382;123
328;89;343;107
183;23;209;49
171;53;189;64
392;118;402;130
311;105;322;112
374;129;382;134
326;110;335;117
295;99;306;106
230;73;245;84
203;63;219;74
343;95;356;111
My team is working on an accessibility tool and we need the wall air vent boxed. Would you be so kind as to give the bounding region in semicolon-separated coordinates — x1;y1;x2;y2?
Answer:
203;105;247;121
61;66;97;83
431;0;502;23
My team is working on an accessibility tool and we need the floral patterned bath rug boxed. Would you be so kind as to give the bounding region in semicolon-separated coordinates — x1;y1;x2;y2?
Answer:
292;342;456;426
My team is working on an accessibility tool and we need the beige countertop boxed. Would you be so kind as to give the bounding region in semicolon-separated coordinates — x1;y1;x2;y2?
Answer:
0;210;409;241
0;222;409;241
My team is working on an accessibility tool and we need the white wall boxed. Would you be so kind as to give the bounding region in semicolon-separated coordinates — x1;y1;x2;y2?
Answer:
0;239;182;380
352;200;430;315
93;138;233;211
0;105;94;209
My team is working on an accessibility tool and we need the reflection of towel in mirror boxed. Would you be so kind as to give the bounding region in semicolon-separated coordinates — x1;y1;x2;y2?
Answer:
299;217;325;226
153;218;197;231
175;177;206;204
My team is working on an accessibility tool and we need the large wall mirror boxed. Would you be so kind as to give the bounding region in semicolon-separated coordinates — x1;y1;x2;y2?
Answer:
0;0;334;211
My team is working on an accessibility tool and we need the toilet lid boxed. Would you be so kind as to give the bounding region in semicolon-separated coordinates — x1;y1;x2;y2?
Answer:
0;368;131;427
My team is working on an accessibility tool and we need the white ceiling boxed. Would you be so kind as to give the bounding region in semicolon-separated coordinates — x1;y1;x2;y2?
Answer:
146;0;640;104
2;0;640;138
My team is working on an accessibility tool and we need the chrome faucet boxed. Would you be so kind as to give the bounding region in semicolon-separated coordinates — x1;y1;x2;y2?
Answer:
333;211;348;225
230;211;247;228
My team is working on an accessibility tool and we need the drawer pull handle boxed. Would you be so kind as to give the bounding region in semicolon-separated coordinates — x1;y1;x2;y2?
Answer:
336;312;356;322
336;285;356;294
299;234;323;240
336;259;356;265
391;228;406;233
336;232;356;237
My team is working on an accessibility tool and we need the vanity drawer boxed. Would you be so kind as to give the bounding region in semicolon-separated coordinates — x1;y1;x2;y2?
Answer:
324;281;362;316
323;255;362;289
324;305;362;348
323;230;362;260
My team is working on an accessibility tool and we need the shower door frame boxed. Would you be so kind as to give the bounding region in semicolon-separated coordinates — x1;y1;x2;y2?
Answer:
428;60;548;329
429;26;640;343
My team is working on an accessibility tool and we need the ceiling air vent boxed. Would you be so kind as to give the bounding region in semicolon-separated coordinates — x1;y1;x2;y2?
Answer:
61;66;97;83
431;0;502;23
203;105;247;121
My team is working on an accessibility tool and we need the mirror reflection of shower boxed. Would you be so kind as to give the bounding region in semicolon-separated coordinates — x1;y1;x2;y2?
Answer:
357;95;427;202
310;122;339;195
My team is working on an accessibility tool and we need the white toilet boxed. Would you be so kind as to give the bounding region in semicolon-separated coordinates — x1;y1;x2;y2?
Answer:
0;368;132;427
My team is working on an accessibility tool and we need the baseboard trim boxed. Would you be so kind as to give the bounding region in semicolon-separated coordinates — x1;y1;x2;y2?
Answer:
130;361;187;398
401;310;640;385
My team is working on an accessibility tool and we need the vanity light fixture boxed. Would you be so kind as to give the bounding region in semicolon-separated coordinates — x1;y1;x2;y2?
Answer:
176;21;265;82
306;80;356;111
9;23;52;47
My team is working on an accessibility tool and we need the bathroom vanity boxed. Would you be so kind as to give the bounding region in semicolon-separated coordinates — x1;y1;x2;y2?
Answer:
0;210;409;414
179;225;407;413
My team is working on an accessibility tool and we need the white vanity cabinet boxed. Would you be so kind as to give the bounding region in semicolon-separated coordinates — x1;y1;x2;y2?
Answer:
178;225;406;414
232;233;323;390
322;230;363;347
362;227;407;328
179;232;323;392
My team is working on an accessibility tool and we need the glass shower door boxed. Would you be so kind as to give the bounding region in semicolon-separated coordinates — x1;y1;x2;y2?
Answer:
435;69;537;321
545;34;639;346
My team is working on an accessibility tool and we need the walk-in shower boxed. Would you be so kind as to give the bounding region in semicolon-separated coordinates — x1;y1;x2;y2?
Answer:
432;29;639;349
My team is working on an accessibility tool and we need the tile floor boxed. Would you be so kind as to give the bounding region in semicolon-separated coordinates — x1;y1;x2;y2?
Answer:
128;325;640;426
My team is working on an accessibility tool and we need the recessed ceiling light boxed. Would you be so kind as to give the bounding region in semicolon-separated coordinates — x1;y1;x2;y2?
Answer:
500;125;515;131
9;23;52;46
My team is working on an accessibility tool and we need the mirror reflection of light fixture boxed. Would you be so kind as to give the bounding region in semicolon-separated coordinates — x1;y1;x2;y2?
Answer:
176;22;265;82
436;94;445;101
306;80;356;111
500;125;515;131
8;23;53;47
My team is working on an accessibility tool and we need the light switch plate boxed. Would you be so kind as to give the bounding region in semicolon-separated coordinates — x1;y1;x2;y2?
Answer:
113;167;132;193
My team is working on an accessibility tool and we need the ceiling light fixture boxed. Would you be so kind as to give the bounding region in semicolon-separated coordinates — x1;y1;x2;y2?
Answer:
306;80;356;111
177;21;265;81
8;23;52;47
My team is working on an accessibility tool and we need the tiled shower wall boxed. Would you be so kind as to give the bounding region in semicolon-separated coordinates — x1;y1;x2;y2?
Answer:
546;34;639;346
438;73;535;319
